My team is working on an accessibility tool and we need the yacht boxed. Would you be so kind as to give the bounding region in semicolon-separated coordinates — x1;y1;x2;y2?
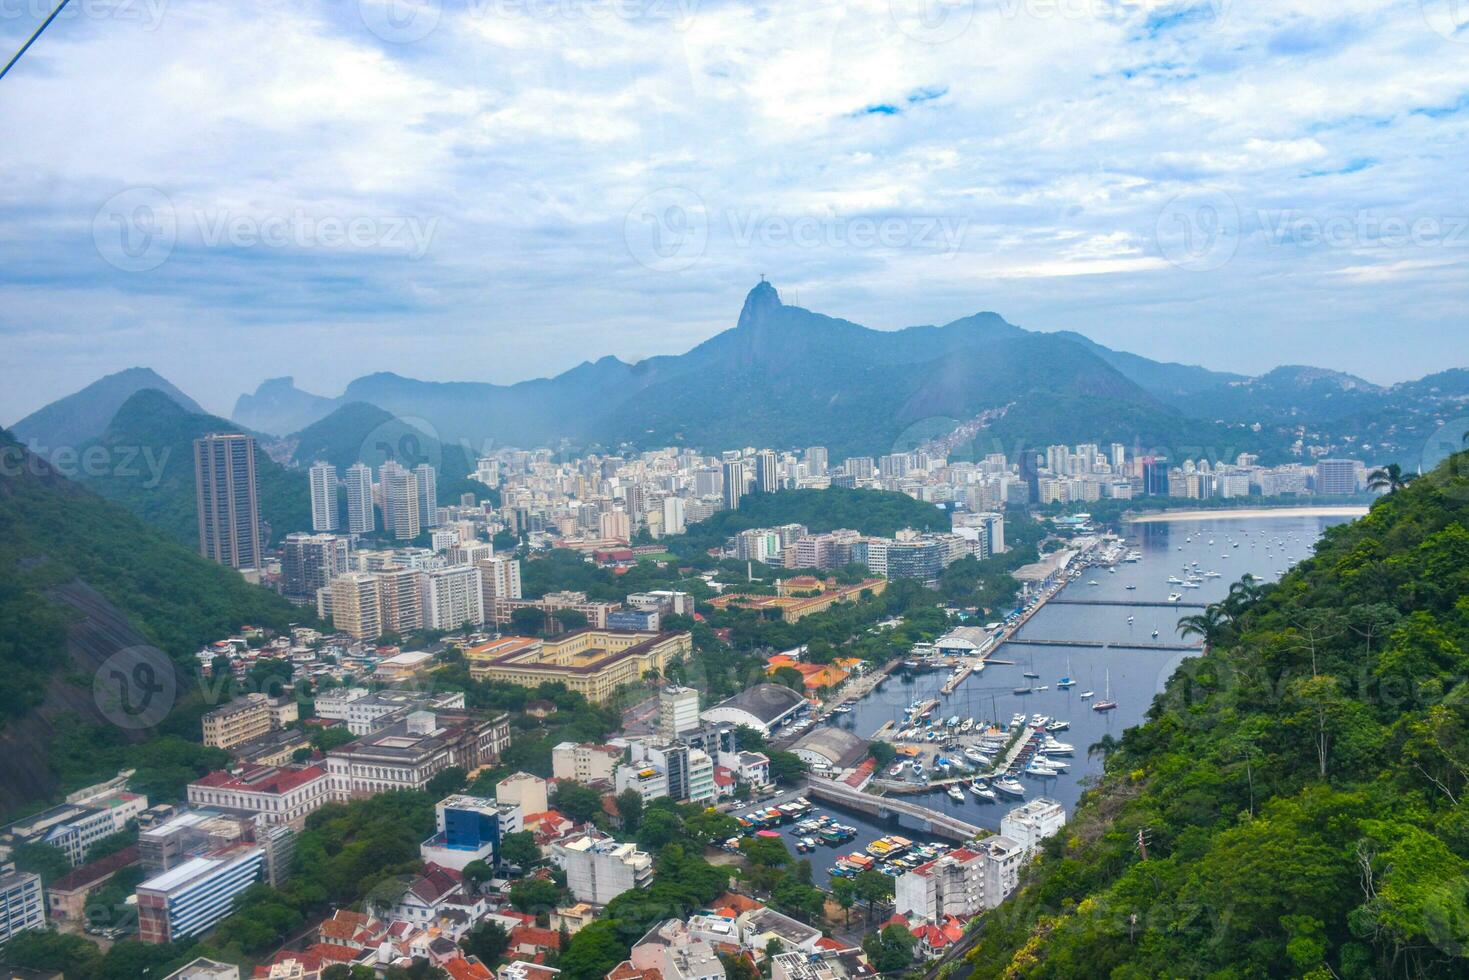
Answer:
1025;763;1058;777
1125;584;1137;590
947;785;966;802
1166;576;1185;585
994;777;1026;798
1037;756;1069;771
969;781;996;801
1092;670;1119;712
1042;739;1074;754
1167;592;1184;603
1079;690;1094;700
1047;719;1070;732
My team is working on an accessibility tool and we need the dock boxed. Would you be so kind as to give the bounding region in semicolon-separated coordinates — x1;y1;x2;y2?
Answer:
1049;598;1207;609
1000;637;1201;653
806;777;984;842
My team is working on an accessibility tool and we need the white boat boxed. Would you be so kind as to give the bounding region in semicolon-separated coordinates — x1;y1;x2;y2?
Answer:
1036;756;1069;771
947;785;966;802
994;777;1026;798
1079;690;1094;700
1042;739;1074;754
959;718;975;733
1166;576;1184;585
969;781;996;801
1167;592;1183;603
1025;763;1058;777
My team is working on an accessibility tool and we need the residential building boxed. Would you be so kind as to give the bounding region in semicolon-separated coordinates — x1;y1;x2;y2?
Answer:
379;566;426;634
754;450;779;493
322;571;382;640
282;532;348;605
419;794;502;871
381;462;422;540
1316;458;1360;495
422;565;485;630
496;772;548;816
185;764;331;828
345;689;467;736
469;629;692;703
895;847;986;923
614;763;668;803
721;459;743;511
45;844;140;922
976;835;1024;909
0;869;45;943
312;686;369;721
626;590;694;617
661;496;686;536
477;556;523;607
416;463;439;528
162;958;241;980
308;461;339;532
629;919;724;980
194;433;262;570
658;686;701;740
344;462;376;534
1000;798;1066;856
136;845;266;943
1;789;148;867
551;743;623;784
553;833;653;905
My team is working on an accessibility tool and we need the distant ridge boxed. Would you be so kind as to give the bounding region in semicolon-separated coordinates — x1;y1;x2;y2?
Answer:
10;367;202;454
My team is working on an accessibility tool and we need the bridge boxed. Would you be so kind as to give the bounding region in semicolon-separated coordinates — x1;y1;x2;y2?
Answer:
805;778;984;842
1048;598;1207;609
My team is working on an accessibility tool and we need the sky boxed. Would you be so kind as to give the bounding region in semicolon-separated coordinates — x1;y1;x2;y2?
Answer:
2;0;1468;421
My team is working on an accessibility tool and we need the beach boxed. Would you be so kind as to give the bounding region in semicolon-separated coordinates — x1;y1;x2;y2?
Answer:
1125;506;1370;523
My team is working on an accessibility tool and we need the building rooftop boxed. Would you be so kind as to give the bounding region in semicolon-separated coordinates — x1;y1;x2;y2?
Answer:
790;727;868;770
192;764;326;795
704;684;806;724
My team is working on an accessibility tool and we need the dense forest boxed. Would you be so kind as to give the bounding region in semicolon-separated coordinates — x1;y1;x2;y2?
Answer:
963;451;1469;978
0;429;300;727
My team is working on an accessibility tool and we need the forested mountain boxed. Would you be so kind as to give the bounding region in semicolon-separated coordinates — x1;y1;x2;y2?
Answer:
8;367;202;454
0;429;298;813
78;389;311;548
965;451;1469;978
284;401;474;479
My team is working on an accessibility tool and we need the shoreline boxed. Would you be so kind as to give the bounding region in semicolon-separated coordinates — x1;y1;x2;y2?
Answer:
1124;506;1369;524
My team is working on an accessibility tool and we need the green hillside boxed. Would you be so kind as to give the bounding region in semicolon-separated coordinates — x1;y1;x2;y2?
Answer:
0;430;299;726
965;452;1469;978
79;389;310;547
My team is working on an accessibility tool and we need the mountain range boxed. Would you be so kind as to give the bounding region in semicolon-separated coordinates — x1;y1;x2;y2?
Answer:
11;282;1466;469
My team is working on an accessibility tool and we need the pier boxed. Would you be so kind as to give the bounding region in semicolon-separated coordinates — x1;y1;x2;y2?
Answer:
805;777;984;842
999;637;1201;652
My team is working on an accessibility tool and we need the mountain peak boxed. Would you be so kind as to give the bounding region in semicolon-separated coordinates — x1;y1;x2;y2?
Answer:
737;279;782;331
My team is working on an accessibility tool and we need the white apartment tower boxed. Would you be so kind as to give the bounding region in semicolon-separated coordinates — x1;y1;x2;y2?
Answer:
415;463;438;528
381;462;422;541
309;461;339;531
344;462;376;534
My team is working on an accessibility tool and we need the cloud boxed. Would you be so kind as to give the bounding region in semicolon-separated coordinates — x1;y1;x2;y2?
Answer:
0;0;1466;421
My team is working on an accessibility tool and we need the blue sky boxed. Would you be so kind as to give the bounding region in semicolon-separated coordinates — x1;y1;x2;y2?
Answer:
2;0;1467;420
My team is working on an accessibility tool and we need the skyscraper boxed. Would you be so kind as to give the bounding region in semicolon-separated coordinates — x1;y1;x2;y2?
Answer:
661;496;686;536
721;458;744;511
380;462;421;540
194;433;262;569
804;446;829;477
754;450;779;493
344;463;375;534
308;461;339;532
282;532;348;605
414;463;438;528
1143;457;1171;497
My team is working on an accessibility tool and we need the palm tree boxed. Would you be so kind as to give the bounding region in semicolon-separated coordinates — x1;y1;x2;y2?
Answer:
1221;574;1263;619
1177;603;1229;649
1366;463;1412;494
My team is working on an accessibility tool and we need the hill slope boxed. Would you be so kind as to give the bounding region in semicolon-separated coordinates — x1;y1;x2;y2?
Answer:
79;390;310;548
8;367;202;454
0;430;299;813
964;453;1469;978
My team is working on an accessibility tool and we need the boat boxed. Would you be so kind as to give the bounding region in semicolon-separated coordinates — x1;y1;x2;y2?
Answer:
969;780;996;800
947;785;966;802
1057;658;1076;688
1167;592;1183;603
1166;576;1184;585
959;718;975;733
1025;763;1058;777
1047;719;1069;732
1035;684;1049;691
994;777;1026;797
1126;615;1134;624
1151;629;1159;638
1125;584;1137;590
1092;670;1119;712
1042;739;1074;754
1013;685;1033;695
1079;690;1094;700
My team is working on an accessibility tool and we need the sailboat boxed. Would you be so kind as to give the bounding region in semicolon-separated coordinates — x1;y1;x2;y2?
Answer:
1023;653;1039;679
1092;670;1118;712
1057;658;1076;688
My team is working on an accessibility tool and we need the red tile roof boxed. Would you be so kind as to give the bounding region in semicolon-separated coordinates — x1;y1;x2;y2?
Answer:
48;845;139;893
444;956;494;980
192;763;327;794
511;925;563;952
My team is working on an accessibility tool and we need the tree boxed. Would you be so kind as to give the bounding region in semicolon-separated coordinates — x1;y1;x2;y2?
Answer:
511;606;548;636
1176;603;1229;649
462;860;493;891
554;609;589;634
831;875;857;925
853;868;894;925
1367;463;1412;494
560;920;626;980
554;782;605;824
863;924;917;973
12;842;70;885
463;920;510;966
867;740;896;768
498;831;541;869
425;766;467;798
616;788;645;833
767;750;808;785
772;666;805;692
509;878;563;922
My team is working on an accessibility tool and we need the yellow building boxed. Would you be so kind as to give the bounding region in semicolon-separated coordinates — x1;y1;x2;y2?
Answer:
470;629;692;703
707;577;887;624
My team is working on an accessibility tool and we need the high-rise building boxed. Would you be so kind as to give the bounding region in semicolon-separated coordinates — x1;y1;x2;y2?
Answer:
322;572;382;640
136;845;265;944
380;462;421;540
194;434;262;570
754;450;779;493
414;463;438;528
1315;459;1359;495
1143;457;1171;497
721;459;744;511
662;496;686;536
658;686;701;740
0;869;45;943
476;556;523;606
282;532;348;605
344;462;375;534
804;446;828;477
377;567;424;633
308;461;339;532
421;565;484;631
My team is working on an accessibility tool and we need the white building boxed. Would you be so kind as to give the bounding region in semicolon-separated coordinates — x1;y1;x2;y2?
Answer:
496;772;549;816
421;565;484;631
185;764;331;829
552;742;623;784
381;462;422;541
1000;798;1066;856
661;496;686;536
312;686;369;721
658;686;701;740
308;462;339;532
344;462;375;534
553;833;654;905
614;763;669;803
895;834;1027;922
0;869;45;943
